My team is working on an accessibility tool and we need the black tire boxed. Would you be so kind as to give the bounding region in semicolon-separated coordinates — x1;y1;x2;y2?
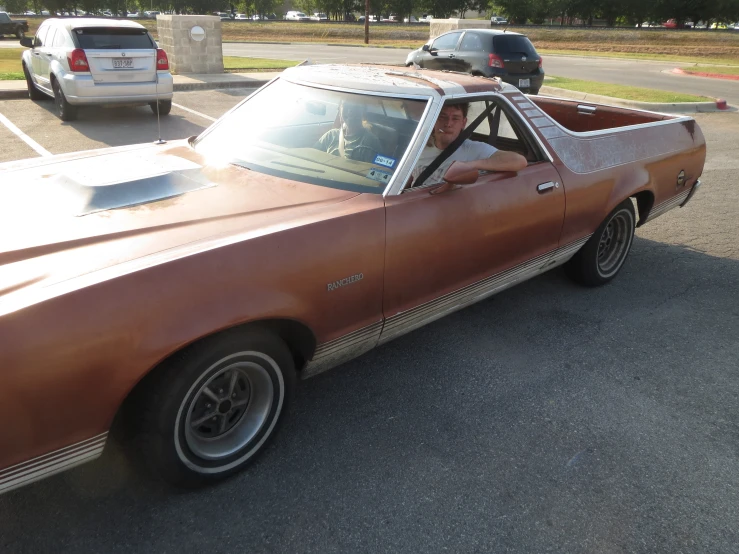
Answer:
149;99;172;115
16;28;26;40
133;329;297;487
565;200;636;287
23;64;46;101
52;78;78;121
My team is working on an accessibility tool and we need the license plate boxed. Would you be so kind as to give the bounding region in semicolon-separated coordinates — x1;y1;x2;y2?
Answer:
518;78;530;88
113;58;134;69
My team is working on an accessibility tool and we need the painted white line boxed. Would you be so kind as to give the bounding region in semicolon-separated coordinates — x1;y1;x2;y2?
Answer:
172;103;217;122
0;111;52;157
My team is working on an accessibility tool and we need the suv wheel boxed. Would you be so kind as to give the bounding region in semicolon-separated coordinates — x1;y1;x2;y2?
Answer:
52;78;78;121
23;64;46;101
149;99;172;116
16;28;26;39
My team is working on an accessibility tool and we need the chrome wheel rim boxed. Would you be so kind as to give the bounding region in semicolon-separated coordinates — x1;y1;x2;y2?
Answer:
183;360;275;461
597;210;633;277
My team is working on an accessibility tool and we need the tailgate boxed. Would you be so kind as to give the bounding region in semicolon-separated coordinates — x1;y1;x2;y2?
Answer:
492;35;540;75
73;26;156;83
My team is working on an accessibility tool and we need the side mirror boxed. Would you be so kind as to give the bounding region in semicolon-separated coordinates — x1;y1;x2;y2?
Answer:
421;44;430;52
442;161;479;185
20;37;34;48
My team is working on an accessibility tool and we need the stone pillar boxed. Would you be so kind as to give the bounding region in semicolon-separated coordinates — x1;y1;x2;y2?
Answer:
156;15;224;74
429;19;491;40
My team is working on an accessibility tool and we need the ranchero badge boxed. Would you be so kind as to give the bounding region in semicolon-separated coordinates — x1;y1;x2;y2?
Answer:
327;273;364;291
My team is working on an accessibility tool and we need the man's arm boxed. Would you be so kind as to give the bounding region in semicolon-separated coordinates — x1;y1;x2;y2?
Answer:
468;150;528;172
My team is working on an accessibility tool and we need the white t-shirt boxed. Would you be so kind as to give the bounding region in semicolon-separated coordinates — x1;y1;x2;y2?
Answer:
411;140;498;186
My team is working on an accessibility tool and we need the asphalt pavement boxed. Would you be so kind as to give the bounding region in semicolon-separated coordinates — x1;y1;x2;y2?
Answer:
0;87;738;553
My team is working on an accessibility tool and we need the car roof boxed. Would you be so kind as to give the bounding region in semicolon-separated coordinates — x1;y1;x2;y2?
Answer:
281;64;508;97
441;29;524;37
42;17;147;31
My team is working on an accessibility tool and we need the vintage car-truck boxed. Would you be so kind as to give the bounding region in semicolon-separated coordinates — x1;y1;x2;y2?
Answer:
0;65;705;494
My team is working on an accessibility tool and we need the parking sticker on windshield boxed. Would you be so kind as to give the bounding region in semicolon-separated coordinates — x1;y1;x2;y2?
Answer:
373;154;397;168
366;168;392;185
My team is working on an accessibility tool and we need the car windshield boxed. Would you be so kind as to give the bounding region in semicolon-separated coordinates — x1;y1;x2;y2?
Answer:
194;80;428;194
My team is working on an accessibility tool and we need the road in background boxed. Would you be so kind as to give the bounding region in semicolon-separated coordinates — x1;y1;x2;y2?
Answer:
1;87;738;552
222;42;739;105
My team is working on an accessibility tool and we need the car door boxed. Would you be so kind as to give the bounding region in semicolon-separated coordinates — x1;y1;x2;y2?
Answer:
422;31;463;71
30;24;49;87
453;31;486;74
36;25;56;88
380;97;565;344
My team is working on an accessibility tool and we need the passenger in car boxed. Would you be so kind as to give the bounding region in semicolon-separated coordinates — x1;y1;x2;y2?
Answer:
411;102;528;186
314;100;382;163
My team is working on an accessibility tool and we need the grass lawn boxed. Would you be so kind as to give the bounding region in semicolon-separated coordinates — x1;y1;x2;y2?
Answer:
545;75;709;102
0;48;24;80
223;56;298;70
678;64;739;75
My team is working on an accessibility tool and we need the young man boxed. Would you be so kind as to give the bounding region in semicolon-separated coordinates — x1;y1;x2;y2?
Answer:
411;102;528;186
314;100;382;163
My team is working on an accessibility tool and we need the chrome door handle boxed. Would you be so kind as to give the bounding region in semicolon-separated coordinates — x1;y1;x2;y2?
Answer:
537;181;558;193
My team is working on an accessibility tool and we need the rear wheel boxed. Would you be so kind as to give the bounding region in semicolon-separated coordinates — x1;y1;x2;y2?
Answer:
149;99;172;116
23;64;46;101
565;200;636;287
52;78;77;121
133;329;297;487
16;28;26;39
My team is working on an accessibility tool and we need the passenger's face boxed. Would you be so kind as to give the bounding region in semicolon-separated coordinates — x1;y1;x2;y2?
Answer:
433;106;466;148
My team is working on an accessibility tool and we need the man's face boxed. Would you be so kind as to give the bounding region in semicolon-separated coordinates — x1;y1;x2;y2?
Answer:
341;103;363;128
433;106;466;149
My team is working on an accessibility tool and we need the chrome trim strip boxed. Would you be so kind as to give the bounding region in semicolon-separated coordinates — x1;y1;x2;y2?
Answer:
0;433;108;495
303;321;383;378
645;188;692;223
680;180;701;208
379;235;591;345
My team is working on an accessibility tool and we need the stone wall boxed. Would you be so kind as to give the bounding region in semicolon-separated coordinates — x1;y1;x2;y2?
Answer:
429;19;491;40
156;15;224;74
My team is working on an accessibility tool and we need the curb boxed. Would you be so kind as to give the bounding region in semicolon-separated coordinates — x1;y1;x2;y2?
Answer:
539;85;732;113
671;68;739;81
0;77;271;100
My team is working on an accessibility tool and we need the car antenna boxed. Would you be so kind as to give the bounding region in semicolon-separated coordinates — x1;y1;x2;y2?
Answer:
154;70;166;145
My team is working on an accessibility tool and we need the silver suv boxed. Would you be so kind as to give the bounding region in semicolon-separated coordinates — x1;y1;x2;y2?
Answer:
20;18;173;121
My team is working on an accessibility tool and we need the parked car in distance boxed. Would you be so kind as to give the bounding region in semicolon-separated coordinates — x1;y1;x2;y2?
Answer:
19;18;173;121
344;12;356;21
310;12;328;21
663;19;693;29
285;10;309;21
0;63;705;496
490;15;508;25
404;15;419;22
0;11;29;39
234;13;248;19
406;29;544;94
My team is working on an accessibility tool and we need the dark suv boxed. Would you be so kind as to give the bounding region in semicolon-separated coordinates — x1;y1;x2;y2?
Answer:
405;29;544;94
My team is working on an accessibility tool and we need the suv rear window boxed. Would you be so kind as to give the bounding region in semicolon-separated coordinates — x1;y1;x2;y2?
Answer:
493;35;537;56
74;27;154;49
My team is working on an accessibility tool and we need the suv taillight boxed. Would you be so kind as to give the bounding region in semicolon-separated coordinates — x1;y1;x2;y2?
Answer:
67;49;89;72
488;53;504;68
156;48;169;70
538;56;543;68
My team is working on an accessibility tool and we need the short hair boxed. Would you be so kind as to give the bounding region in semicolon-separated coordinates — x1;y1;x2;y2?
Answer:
442;102;469;118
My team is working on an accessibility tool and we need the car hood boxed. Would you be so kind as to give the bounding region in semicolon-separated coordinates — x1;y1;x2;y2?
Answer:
0;140;361;311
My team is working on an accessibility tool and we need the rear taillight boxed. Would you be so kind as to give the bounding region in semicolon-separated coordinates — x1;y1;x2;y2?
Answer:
488;53;504;68
67;49;89;72
156;48;169;70
538;56;543;68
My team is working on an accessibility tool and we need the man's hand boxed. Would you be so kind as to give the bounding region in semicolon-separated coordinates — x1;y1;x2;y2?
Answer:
470;150;528;173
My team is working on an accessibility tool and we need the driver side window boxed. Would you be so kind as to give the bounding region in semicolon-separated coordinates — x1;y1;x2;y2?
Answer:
34;26;49;47
431;32;462;51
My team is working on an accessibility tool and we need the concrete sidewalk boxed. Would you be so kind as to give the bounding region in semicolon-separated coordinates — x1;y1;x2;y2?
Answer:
0;71;279;100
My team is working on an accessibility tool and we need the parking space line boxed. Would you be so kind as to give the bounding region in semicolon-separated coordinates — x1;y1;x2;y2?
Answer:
172;103;217;123
0;111;52;157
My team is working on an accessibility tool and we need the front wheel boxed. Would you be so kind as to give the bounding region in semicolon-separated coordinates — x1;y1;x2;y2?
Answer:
134;329;297;487
23;64;46;101
52;78;77;121
149;99;171;115
565;200;636;287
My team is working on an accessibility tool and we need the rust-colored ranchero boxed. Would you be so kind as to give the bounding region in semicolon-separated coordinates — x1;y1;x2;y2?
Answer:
0;65;705;494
